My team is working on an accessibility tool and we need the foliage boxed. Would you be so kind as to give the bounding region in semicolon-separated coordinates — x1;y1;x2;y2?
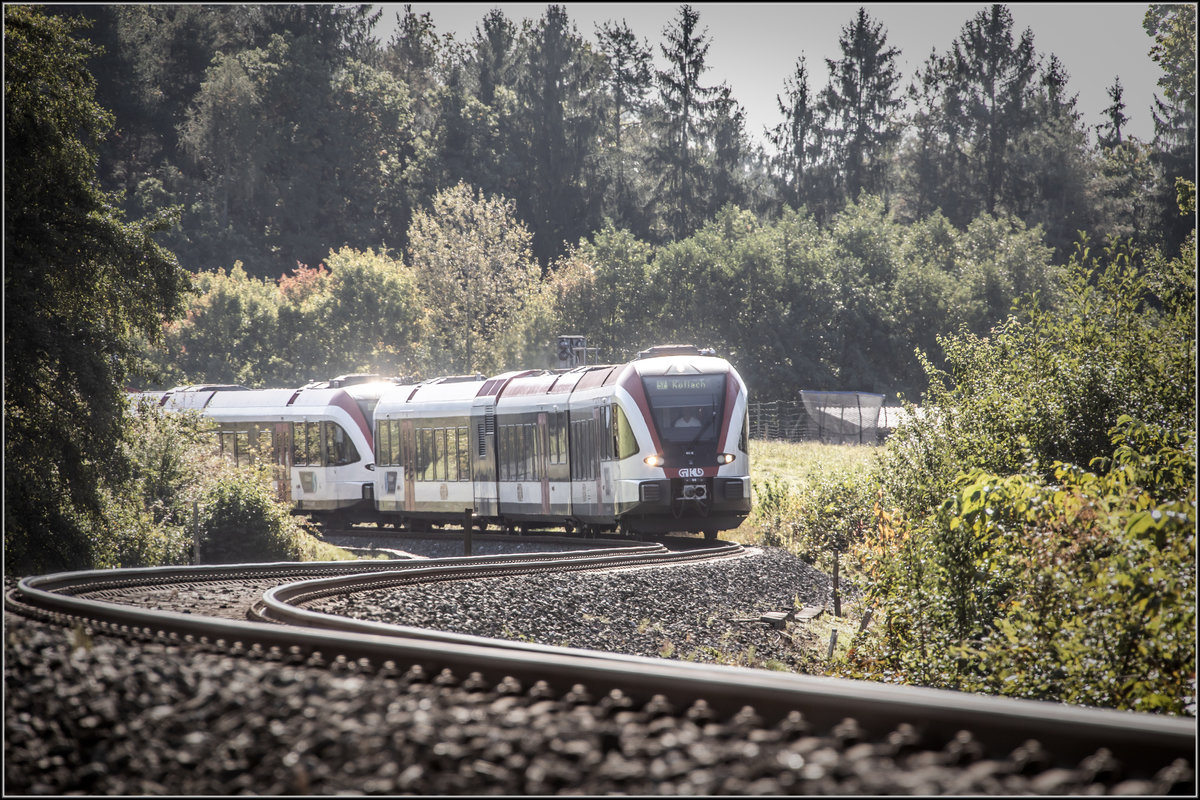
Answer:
197;466;325;564
4;6;190;575
91;402;212;569
1144;3;1197;256
739;440;879;572
406;182;543;375
841;418;1195;714
877;229;1195;515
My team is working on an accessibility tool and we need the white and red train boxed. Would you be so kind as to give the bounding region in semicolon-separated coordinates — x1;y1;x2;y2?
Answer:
137;345;751;538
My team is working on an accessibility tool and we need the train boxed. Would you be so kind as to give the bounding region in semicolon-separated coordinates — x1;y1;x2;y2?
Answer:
135;345;751;539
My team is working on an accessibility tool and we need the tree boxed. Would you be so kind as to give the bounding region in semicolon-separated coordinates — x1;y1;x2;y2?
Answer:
768;56;823;213
516;5;604;268
949;4;1039;217
406;183;542;374
1144;3;1197;256
1097;76;1130;150
818;8;903;206
4;6;190;573
651;4;719;240
706;85;752;219
596;19;654;230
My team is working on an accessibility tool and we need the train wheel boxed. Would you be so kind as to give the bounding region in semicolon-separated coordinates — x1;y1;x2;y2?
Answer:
704;529;718;541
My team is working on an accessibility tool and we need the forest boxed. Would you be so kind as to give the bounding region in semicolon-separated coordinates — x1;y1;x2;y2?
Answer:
28;3;1199;400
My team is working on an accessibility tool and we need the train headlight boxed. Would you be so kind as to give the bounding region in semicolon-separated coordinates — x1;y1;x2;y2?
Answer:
716;453;735;465
644;454;665;467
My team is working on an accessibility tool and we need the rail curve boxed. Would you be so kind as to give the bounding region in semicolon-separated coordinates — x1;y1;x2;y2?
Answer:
6;547;1194;788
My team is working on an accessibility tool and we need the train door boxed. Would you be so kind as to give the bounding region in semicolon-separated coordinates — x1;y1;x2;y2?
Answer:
471;402;498;519
272;423;292;503
400;418;415;512
594;404;607;518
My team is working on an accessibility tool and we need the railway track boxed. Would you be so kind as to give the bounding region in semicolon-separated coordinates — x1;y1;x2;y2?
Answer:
6;546;1195;794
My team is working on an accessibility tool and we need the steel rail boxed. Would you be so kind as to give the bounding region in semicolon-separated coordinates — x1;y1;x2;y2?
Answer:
18;545;667;597
256;541;746;609
7;554;1195;773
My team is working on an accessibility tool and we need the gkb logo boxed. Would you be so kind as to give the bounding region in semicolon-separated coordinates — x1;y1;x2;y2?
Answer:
678;467;705;478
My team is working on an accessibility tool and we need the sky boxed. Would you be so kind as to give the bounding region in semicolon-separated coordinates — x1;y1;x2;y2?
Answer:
373;3;1164;145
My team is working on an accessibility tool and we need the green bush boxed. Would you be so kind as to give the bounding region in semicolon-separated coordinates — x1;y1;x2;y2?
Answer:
876;233;1195;518
840;417;1195;714
197;467;315;564
750;467;878;572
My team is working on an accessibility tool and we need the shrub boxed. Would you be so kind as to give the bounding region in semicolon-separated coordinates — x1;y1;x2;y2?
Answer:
197;467;316;564
876;234;1195;519
840;417;1196;714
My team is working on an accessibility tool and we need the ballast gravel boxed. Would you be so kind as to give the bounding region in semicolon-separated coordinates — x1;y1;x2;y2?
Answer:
5;545;1194;795
313;547;844;671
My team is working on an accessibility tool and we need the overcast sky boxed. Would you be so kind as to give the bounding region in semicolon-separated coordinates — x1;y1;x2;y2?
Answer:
374;3;1163;145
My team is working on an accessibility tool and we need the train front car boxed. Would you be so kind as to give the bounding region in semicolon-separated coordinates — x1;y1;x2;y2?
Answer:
612;346;751;539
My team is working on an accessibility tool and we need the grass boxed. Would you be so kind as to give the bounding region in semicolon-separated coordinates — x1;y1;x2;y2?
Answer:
749;439;879;488
724;438;879;548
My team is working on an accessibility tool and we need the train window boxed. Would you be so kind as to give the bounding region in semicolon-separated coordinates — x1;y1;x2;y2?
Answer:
606;404;618;461
457;427;470;481
305;422;321;466
570;418;596;481
426;428;440;481
292;423;306;465
376;421;391;466
525;424;536;480
324;422;359;467
438;428;449;481
641;374;726;444
558;412;569;465
614;405;638;460
497;425;508;480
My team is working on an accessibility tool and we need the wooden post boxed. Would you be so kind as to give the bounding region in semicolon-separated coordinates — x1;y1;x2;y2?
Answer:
192;500;200;564
832;548;841;617
827;629;839;659
463;508;473;556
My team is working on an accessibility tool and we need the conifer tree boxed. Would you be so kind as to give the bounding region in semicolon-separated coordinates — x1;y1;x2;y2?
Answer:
651;4;718;240
818;8;902;206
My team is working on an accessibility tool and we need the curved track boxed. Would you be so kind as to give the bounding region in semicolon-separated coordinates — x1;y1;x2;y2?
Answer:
6;547;1195;787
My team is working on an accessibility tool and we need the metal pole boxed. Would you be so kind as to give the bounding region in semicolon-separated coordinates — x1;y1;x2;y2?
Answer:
192;500;200;564
857;393;863;445
463;508;473;556
832;549;841;617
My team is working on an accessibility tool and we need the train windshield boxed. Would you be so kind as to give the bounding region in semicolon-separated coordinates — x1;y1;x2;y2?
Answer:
641;374;726;443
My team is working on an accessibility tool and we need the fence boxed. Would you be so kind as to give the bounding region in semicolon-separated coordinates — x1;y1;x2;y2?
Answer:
748;392;901;444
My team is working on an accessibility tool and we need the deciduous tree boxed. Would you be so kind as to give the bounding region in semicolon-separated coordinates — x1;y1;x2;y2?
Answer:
5;6;190;573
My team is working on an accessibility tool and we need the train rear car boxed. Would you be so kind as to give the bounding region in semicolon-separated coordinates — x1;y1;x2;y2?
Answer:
156;384;379;523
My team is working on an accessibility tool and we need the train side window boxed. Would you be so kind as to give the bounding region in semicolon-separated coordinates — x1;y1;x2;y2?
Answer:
497;425;507;481
376;421;390;466
457;427;470;481
324;422;359;467
530;424;540;482
438;428;449;481
614;405;638;460
292;423;306;466
305;421;321;466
